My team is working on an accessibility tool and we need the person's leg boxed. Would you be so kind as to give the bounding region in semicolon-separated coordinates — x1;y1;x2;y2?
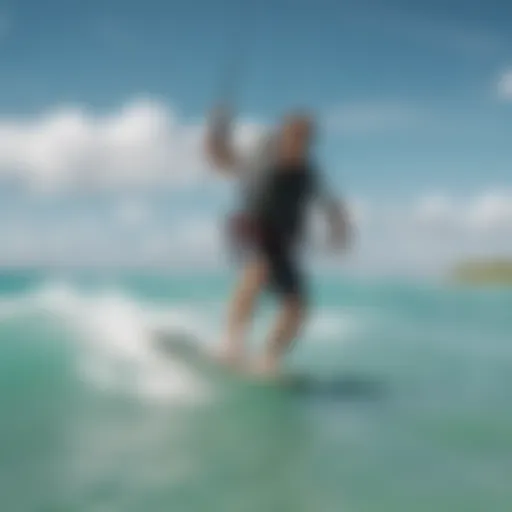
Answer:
219;257;268;367
257;295;306;376
254;253;308;377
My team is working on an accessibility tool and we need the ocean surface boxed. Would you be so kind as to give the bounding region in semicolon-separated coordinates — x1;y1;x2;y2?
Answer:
0;270;511;512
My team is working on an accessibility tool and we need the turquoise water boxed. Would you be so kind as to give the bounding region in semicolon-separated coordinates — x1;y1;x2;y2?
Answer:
1;270;511;511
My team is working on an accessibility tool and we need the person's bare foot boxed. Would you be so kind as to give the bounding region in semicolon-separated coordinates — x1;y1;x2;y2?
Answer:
249;355;281;381
212;343;246;371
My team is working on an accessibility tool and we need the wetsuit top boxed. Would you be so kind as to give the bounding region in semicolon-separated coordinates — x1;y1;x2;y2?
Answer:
235;133;329;248
245;161;318;243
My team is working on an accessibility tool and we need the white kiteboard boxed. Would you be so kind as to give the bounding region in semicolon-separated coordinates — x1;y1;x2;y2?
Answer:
151;330;383;398
151;330;305;388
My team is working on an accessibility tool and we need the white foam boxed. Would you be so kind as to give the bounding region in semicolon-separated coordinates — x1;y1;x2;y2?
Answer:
0;281;366;402
0;281;213;405
305;308;362;342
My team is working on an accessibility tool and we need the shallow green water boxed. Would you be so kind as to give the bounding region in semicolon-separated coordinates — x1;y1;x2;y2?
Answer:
0;272;511;511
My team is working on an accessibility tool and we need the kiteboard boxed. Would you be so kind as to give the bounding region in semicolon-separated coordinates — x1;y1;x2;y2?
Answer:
151;330;384;401
151;330;308;389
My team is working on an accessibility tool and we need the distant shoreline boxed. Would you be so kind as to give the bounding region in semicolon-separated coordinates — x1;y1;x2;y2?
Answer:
451;259;512;285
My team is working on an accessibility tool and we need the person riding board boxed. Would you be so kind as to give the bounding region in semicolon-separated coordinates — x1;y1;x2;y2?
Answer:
205;104;351;378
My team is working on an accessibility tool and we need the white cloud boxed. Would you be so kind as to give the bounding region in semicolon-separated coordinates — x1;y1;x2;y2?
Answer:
415;190;512;234
414;194;462;230
169;217;225;264
1;190;511;273
467;191;512;231
497;70;512;100
0;97;264;192
0;96;510;274
415;194;454;223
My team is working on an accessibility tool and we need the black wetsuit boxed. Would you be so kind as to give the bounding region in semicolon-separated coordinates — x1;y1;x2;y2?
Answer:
241;160;320;300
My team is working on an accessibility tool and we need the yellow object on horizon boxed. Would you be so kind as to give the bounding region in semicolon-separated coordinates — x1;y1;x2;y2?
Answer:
452;259;512;285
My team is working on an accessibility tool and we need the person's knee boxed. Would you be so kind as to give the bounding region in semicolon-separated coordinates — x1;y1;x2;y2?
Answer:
236;259;268;305
282;293;307;321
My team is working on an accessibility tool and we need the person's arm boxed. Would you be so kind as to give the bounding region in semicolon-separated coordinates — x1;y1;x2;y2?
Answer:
323;196;351;250
314;172;351;250
204;104;239;174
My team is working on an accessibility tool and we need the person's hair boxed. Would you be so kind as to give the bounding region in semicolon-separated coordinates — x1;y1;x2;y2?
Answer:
283;110;315;144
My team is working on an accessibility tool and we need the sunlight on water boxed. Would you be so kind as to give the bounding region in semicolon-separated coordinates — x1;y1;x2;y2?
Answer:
0;273;511;511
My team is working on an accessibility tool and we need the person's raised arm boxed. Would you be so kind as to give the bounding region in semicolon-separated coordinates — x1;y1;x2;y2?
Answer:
323;196;351;250
314;172;352;251
204;104;240;174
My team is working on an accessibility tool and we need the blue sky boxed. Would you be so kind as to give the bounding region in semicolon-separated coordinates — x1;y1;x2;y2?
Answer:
0;0;511;271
